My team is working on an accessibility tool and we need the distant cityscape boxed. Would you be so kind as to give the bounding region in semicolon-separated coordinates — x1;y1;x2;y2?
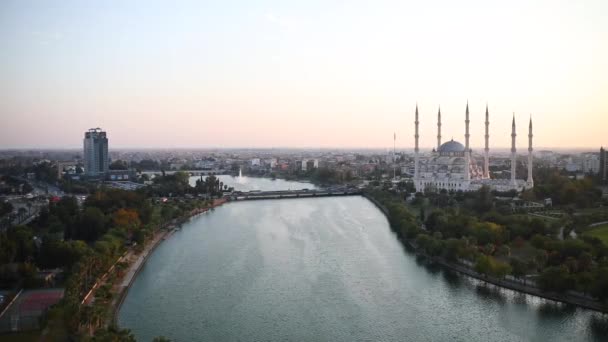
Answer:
2;0;608;340
1;125;606;191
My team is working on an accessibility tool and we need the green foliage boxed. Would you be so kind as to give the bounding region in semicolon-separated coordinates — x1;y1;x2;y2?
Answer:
474;255;512;278
370;188;608;300
109;160;129;170
444;238;467;262
538;266;574;293
58;179;98;194
31;162;59;183
0;201;13;216
533;169;601;207
92;325;136;341
194;174;223;196
583;224;608;246
85;189;147;215
509;258;527;279
469;221;506;246
72;207;108;242
38;238;91;269
474;186;493;213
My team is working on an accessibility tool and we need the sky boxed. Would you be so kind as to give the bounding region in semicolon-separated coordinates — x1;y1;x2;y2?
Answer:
0;0;607;149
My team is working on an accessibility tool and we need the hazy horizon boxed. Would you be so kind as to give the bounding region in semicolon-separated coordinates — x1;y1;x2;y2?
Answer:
0;146;601;154
1;0;607;149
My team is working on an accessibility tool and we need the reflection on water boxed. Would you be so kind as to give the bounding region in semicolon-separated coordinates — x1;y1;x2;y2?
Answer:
188;174;315;192
441;269;463;289
590;316;608;341
119;196;608;341
537;302;577;318
475;283;508;305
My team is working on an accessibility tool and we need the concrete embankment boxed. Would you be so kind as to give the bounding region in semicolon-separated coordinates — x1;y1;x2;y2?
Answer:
112;229;168;324
432;257;608;313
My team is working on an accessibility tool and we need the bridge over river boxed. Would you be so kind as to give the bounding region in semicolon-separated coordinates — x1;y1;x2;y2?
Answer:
229;188;362;201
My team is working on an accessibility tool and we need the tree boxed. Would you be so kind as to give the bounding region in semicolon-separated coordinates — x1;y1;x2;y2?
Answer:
474;186;493;213
575;271;594;295
474;255;492;276
109;160;129;170
589;267;608;300
92;324;136;341
444;238;465;261
161;205;176;224
469;221;505;246
425;210;447;232
0;201;13;216
538;266;574;292
73;207;107;242
113;209;141;233
17;207;27;222
510;258;527;284
577;252;593;272
7;225;35;262
474;255;511;279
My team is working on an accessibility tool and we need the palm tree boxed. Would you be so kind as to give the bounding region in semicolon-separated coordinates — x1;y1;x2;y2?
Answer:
91;303;106;332
79;305;93;334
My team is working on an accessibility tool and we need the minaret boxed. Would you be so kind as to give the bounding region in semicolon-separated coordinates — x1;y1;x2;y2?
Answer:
510;114;517;187
465;102;471;181
484;104;490;179
414;104;420;188
527;115;534;187
437;106;442;150
465;102;470;150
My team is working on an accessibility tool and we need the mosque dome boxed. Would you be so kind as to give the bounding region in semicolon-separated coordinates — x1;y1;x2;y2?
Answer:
438;139;465;153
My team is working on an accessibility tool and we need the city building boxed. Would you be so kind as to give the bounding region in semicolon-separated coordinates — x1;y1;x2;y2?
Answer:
413;104;533;192
581;153;600;174
601;147;608;184
83;128;109;177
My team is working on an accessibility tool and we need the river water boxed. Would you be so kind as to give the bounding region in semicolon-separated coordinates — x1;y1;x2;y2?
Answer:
119;181;607;341
188;175;316;192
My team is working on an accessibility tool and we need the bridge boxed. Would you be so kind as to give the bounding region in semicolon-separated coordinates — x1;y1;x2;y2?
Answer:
141;170;228;177
229;189;362;201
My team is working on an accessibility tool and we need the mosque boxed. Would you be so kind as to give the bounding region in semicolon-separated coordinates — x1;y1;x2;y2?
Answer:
413;103;534;193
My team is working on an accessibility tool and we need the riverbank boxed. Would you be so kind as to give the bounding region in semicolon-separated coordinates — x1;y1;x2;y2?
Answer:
363;192;608;314
111;198;228;325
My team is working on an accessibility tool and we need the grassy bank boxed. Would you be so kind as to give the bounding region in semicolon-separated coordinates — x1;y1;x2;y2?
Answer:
585;224;608;246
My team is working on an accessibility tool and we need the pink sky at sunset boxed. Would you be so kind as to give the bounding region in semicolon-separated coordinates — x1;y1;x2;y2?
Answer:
1;0;607;149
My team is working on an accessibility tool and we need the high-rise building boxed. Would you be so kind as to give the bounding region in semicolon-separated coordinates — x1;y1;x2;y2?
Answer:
84;128;109;177
601;147;608;184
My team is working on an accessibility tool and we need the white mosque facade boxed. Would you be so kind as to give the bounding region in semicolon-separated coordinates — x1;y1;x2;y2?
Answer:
413;104;534;193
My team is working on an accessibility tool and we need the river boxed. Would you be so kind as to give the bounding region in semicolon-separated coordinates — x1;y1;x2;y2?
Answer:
119;180;608;341
188;175;316;192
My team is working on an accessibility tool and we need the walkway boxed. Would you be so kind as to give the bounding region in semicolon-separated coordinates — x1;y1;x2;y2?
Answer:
232;189;361;201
